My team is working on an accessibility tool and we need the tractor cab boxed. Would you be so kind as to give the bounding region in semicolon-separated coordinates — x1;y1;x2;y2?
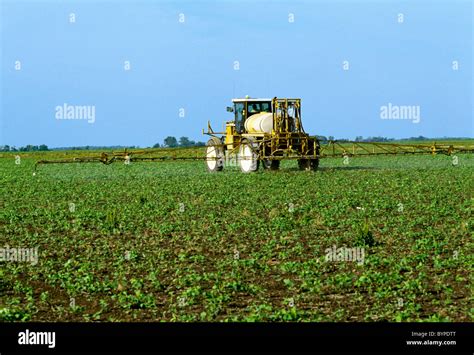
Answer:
228;98;273;133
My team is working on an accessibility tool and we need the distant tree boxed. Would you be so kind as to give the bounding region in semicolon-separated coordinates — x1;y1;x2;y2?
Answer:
328;136;334;141
1;145;10;152
39;144;48;151
355;136;363;142
362;136;392;143
179;137;191;147
153;143;161;148
195;141;206;147
164;136;178;148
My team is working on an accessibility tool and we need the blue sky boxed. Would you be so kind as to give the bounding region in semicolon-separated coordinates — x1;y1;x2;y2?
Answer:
1;0;472;148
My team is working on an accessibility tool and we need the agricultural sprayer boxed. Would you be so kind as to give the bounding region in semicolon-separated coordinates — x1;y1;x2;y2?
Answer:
34;97;474;172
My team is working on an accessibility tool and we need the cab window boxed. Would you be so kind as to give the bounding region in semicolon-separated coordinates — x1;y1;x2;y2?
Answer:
247;102;271;114
234;103;245;133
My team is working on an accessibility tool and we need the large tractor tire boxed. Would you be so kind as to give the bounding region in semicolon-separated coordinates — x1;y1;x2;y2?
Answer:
298;158;319;171
206;137;224;172
263;159;280;170
298;143;320;171
239;139;260;173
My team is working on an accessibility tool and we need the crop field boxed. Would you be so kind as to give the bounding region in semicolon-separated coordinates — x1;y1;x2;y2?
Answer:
0;145;473;322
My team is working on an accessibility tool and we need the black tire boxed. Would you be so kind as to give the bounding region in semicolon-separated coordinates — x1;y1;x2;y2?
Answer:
206;138;224;172
298;158;319;171
298;159;310;171
263;159;280;170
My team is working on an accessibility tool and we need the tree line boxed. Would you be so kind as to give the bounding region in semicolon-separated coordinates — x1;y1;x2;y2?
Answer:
316;135;447;143
0;144;49;152
0;136;205;152
153;136;205;148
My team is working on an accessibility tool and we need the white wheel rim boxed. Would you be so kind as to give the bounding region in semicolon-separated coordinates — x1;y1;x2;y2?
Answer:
240;144;256;172
206;146;217;170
